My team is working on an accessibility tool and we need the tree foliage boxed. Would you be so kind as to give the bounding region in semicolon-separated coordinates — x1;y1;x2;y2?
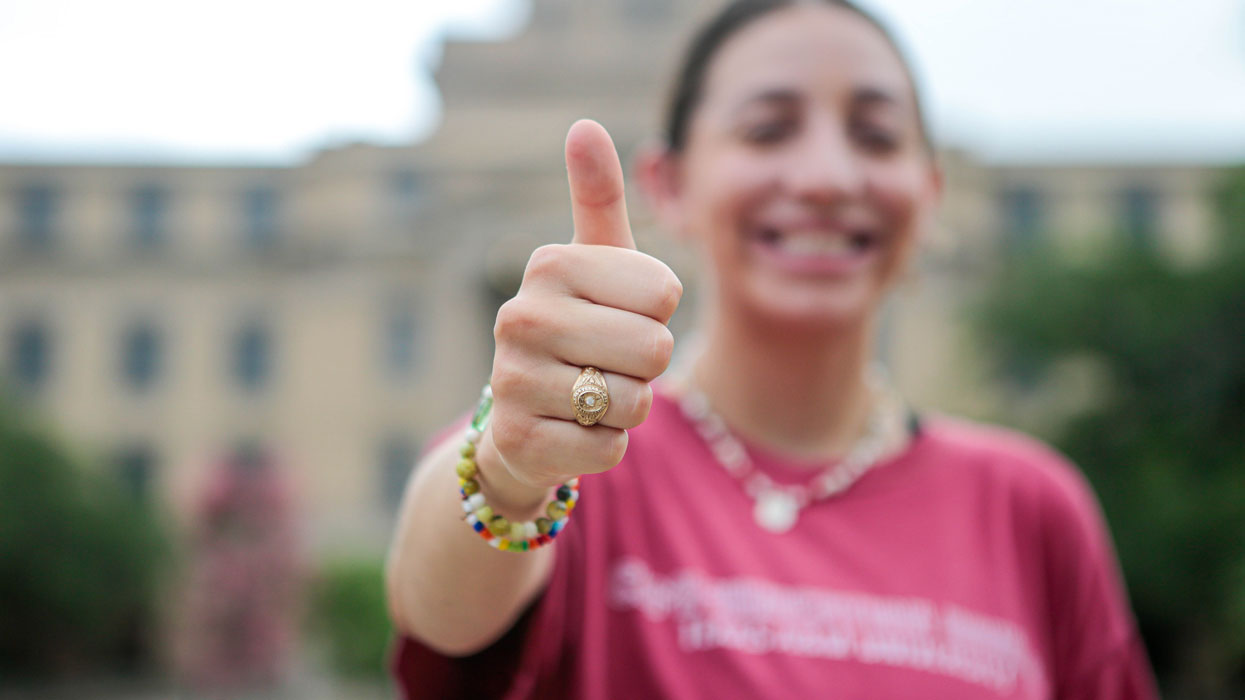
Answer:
973;166;1245;697
0;399;168;677
310;558;391;678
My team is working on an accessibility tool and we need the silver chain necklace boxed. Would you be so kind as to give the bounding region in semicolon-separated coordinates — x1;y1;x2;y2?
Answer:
672;367;907;533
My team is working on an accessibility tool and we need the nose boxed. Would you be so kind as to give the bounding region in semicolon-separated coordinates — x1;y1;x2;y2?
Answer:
782;119;865;203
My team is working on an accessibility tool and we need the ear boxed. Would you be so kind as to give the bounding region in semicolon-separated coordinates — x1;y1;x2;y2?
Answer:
633;140;685;235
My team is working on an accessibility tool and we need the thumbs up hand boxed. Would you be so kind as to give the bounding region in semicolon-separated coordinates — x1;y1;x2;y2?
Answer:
483;120;683;495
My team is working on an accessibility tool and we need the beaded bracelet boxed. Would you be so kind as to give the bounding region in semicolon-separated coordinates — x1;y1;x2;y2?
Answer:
455;384;579;552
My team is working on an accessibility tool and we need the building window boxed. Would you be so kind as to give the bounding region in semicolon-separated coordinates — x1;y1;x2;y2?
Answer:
391;170;420;203
16;183;57;252
379;438;416;511
8;320;52;393
1121;185;1159;249
999;186;1046;251
114;444;156;501
243;186;279;251
131;184;168;252
232;320;272;392
383;304;419;378
121;322;161;392
389;170;424;228
1002;353;1044;394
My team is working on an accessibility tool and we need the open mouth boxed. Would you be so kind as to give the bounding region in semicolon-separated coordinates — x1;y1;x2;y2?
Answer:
748;225;881;275
756;227;877;255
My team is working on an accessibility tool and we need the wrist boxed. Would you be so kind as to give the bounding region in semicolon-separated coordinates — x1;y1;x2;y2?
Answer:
454;384;580;552
472;427;549;520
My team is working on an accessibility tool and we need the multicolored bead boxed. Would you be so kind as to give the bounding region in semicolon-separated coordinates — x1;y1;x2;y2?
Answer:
455;458;477;480
546;501;567;520
488;515;510;537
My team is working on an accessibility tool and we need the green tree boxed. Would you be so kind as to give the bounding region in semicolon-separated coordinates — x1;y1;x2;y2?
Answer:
0;398;168;677
310;559;392;678
974;166;1245;698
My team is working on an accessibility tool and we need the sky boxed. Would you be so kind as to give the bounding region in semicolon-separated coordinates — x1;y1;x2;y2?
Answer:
0;0;526;163
1;0;1243;164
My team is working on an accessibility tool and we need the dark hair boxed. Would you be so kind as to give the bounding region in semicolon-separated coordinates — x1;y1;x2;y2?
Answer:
664;0;932;153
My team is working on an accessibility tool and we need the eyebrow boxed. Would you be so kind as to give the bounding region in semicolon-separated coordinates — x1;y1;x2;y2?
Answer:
733;85;903;113
853;86;902;108
733;88;800;113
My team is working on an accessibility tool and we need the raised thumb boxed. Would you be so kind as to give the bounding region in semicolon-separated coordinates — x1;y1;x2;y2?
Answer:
566;119;636;249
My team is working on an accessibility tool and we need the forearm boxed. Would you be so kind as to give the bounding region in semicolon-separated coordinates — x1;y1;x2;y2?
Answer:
385;427;555;657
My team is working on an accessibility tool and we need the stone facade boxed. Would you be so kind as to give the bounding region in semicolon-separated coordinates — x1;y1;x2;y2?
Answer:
0;0;1226;554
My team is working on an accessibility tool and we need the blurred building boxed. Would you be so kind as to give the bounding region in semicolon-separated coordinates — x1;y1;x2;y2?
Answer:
0;0;1227;555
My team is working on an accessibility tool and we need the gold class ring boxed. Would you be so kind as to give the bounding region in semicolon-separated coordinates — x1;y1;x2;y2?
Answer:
572;366;610;426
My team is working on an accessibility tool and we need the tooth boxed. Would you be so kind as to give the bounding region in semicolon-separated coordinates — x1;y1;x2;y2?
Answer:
779;234;852;256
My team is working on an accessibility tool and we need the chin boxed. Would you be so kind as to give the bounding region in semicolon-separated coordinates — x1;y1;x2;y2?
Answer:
733;276;883;333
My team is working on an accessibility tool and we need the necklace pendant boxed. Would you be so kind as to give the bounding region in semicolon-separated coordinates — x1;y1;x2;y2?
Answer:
754;490;800;533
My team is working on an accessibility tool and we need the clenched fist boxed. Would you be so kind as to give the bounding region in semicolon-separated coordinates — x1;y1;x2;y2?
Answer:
486;120;683;489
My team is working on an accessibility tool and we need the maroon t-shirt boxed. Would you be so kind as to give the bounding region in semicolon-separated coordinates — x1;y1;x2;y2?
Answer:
393;388;1157;699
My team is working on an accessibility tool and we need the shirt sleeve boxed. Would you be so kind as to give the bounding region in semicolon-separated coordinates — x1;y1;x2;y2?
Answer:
391;601;548;700
1058;632;1158;700
1039;459;1160;700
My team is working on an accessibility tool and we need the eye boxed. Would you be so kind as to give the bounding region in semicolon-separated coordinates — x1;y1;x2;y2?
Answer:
740;117;797;145
851;122;901;154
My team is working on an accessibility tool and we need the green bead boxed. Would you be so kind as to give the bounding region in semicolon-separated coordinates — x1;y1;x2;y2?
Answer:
535;517;553;535
488;515;510;537
546;501;567;520
517;541;529;551
475;505;494;523
455;458;477;480
510;521;527;540
471;393;493;432
461;479;480;496
460;442;476;458
556;485;572;502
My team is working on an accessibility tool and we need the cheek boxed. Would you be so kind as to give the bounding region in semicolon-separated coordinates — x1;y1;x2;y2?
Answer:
684;152;774;237
865;163;931;282
865;161;928;232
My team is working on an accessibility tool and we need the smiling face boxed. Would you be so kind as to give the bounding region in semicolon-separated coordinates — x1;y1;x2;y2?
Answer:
655;3;941;331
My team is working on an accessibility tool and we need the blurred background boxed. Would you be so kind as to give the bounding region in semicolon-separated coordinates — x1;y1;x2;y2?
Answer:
1;0;1242;698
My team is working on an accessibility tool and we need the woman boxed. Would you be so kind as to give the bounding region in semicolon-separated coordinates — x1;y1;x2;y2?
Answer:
386;1;1157;697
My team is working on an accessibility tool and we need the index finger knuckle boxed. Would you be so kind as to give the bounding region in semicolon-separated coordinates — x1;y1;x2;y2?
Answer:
525;243;569;282
657;269;684;321
643;324;675;378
